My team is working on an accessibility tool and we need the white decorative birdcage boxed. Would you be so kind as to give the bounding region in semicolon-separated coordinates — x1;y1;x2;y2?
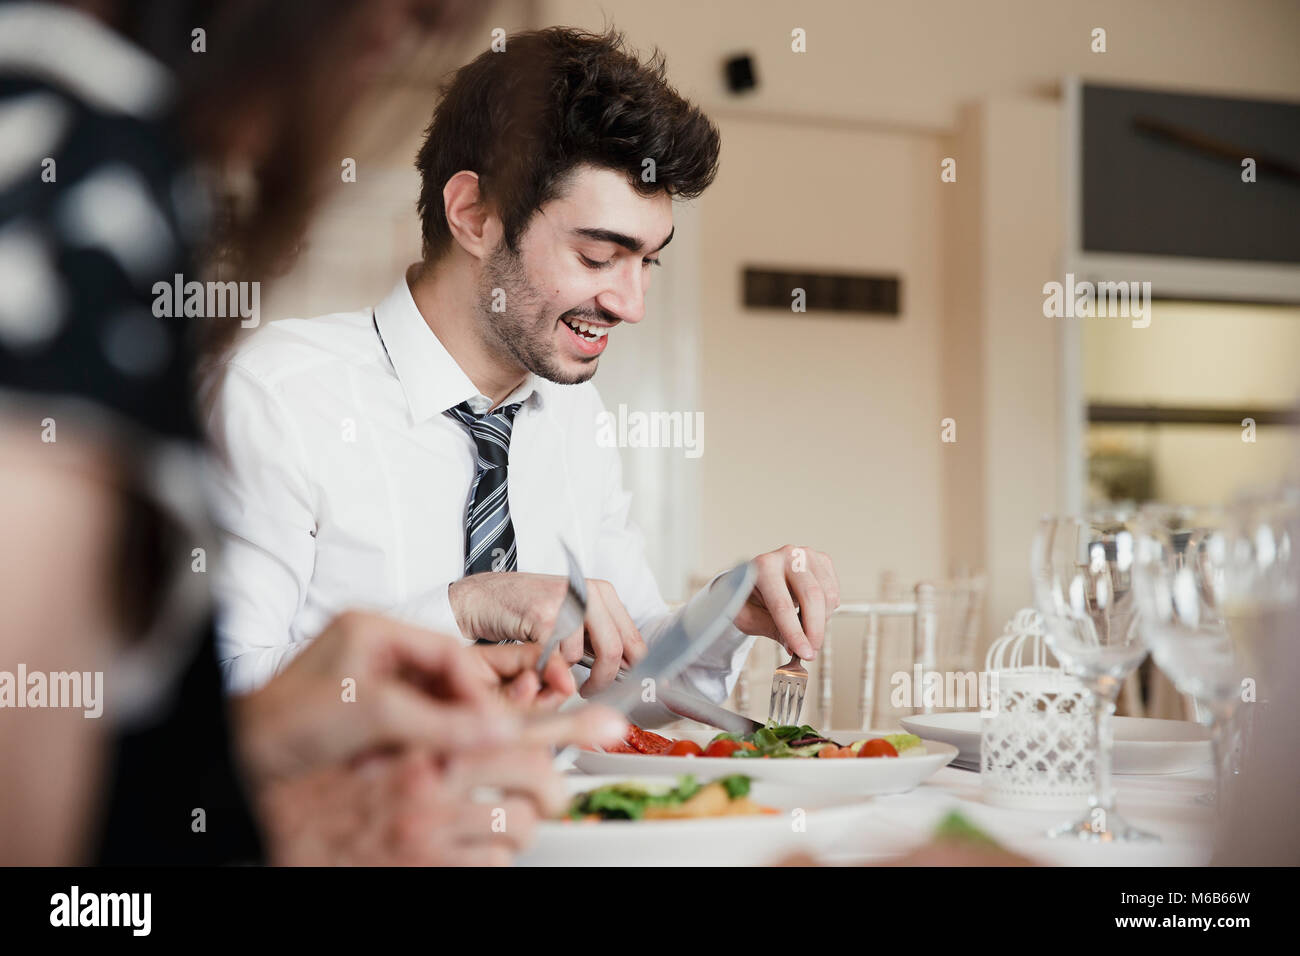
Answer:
980;608;1094;809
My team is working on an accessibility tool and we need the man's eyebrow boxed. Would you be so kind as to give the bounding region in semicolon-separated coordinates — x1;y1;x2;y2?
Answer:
572;226;675;254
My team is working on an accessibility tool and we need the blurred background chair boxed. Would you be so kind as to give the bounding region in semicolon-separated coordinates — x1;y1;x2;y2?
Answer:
1119;662;1197;721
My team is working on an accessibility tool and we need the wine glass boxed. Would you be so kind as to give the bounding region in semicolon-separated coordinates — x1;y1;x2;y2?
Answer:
1031;511;1157;842
1132;505;1240;809
1218;486;1300;788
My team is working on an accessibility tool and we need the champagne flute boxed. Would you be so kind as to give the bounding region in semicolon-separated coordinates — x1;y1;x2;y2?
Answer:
1031;511;1157;842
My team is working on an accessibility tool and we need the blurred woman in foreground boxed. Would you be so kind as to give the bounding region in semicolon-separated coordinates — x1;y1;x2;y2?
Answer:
0;0;621;865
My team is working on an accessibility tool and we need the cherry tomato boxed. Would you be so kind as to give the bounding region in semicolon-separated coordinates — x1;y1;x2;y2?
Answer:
703;740;738;758
667;740;703;757
859;738;899;758
703;739;755;758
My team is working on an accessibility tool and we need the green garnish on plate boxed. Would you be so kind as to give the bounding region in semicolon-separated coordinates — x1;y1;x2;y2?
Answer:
932;810;1001;846
568;774;755;820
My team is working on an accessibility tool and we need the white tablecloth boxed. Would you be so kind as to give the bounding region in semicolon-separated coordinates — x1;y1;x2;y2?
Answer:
815;763;1216;866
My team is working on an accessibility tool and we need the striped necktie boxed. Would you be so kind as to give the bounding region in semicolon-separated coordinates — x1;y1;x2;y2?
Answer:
445;400;524;575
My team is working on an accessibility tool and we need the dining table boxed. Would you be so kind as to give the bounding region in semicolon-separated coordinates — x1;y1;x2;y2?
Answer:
547;744;1217;867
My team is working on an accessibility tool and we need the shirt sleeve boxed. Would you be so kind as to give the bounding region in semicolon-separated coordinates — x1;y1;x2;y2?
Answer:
205;362;319;693
586;393;755;722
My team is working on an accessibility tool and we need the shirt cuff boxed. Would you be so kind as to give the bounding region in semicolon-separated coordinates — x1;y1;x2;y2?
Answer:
219;641;309;695
630;574;759;718
387;581;468;644
684;568;758;672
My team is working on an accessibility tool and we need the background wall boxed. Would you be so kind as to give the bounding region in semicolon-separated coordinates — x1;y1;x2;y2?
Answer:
538;0;1300;130
694;117;946;597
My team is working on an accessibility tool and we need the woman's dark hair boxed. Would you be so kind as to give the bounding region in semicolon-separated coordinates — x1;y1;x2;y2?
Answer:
102;0;480;360
415;27;720;261
117;0;378;271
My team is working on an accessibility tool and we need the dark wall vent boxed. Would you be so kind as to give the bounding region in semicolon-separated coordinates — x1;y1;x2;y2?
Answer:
742;267;901;317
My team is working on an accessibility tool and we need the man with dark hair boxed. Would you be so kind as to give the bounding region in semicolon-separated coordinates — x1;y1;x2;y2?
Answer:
208;28;840;709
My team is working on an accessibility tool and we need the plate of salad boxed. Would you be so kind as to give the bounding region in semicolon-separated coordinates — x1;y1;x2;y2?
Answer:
517;773;876;866
571;722;958;794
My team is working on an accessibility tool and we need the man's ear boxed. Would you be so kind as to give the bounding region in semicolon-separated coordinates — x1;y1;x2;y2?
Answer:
443;170;499;259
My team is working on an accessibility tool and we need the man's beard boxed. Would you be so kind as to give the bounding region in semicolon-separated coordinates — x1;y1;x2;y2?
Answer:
476;242;598;386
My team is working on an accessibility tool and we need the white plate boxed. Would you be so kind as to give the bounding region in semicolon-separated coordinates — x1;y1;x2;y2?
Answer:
517;775;874;866
899;713;1211;775
571;728;957;794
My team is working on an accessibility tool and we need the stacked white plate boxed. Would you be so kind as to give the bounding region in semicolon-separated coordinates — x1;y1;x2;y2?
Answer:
899;713;1211;774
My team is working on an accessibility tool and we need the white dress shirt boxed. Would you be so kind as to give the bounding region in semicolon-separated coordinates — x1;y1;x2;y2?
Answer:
206;275;755;715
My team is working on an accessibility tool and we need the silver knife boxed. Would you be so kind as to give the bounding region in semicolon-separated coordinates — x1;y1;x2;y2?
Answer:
550;560;757;767
591;561;757;718
656;685;763;736
533;540;588;678
577;652;762;736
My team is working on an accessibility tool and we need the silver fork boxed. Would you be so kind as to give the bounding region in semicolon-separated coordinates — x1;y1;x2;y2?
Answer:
767;654;808;726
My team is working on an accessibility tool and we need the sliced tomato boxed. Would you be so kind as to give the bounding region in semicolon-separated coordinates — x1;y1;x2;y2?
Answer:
859;738;899;758
624;725;675;754
640;734;676;755
667;740;704;757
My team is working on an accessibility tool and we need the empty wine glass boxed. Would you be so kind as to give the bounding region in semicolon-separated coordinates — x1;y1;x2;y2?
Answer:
1132;505;1240;810
1218;485;1300;790
1031;511;1157;842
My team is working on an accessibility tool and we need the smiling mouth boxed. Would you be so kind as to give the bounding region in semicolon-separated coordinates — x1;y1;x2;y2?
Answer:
560;315;613;343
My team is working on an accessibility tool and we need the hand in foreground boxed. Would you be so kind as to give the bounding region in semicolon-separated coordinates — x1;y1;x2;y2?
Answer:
730;545;841;660
232;610;519;788
466;639;577;709
259;705;626;866
450;572;647;695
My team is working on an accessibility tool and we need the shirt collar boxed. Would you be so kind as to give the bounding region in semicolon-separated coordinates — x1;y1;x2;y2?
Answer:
372;274;545;424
